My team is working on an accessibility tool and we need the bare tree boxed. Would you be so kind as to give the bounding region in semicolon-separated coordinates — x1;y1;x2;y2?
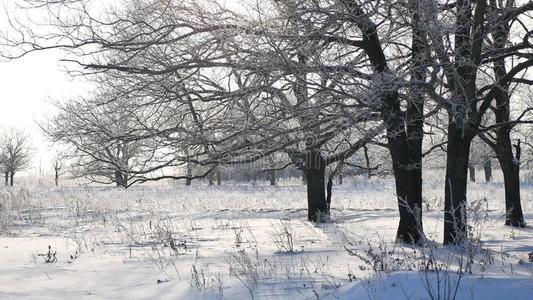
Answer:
0;128;32;187
51;153;67;187
421;0;533;243
41;91;180;188
476;0;531;227
469;136;495;182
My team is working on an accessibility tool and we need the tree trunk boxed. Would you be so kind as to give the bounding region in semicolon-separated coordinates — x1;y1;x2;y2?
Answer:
304;150;328;222
208;169;214;186
55;173;59;187
381;76;424;244
501;160;525;227
186;162;192;186
123;173;128;188
363;146;372;178
216;168;222;185
469;163;476;182
443;128;473;245
4;172;8;186
388;135;423;244
393;0;425;244
115;170;127;187
269;170;276;186
483;160;492;182
326;175;333;213
338;173;343;185
9;171;14;187
495;134;525;227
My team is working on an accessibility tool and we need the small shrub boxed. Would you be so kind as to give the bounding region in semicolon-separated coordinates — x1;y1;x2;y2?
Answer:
38;245;57;263
271;220;295;253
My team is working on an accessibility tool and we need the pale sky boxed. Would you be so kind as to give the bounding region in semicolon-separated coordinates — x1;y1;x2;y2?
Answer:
0;0;90;175
0;51;88;175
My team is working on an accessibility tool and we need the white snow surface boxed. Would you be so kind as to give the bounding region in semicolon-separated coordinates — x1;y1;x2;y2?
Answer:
1;173;532;299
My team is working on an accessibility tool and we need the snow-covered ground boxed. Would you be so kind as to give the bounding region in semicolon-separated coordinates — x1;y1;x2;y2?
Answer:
1;173;532;299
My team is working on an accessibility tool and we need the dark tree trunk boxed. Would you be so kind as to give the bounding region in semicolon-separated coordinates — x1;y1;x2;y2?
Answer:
326;175;333;213
338;173;343;185
208;168;215;186
495;133;525;227
384;0;426;244
469;163;476;182
55;173;59;187
9;171;14;187
483;160;492;182
186;162;192;186
304;150;328;222
216;168;222;185
389;135;423;244
385;58;425;244
443;127;473;245
367;56;424;245
501;163;524;227
269;170;276;186
378;79;424;244
115;171;127;188
115;171;121;187
439;0;489;245
363;146;372;178
501;159;524;227
123;173;128;188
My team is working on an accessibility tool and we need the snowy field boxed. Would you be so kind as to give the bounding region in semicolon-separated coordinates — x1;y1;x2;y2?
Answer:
1;171;533;299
